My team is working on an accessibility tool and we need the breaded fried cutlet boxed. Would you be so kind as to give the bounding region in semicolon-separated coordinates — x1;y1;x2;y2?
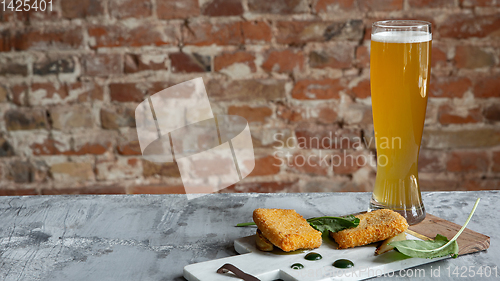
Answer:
253;208;322;252
330;209;408;249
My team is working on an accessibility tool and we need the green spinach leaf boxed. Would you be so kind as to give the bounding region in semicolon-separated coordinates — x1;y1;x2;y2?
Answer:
307;215;360;234
389;198;480;259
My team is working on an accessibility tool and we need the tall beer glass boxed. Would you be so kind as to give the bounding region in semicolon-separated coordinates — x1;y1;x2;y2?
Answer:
369;20;431;225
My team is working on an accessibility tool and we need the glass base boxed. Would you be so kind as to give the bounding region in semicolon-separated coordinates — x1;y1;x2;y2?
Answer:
369;196;426;225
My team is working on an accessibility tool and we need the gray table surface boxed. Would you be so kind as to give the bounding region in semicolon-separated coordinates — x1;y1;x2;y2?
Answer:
0;191;498;281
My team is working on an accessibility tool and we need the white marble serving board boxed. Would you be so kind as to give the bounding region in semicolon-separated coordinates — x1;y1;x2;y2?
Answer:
183;233;447;281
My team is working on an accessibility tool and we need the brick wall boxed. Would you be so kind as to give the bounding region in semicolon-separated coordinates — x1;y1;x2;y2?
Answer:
0;0;499;196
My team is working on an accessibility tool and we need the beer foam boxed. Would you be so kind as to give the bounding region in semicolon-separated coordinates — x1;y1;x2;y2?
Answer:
371;31;432;43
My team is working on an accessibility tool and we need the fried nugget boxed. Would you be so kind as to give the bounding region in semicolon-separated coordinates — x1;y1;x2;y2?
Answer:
253;208;322;252
330;209;408;249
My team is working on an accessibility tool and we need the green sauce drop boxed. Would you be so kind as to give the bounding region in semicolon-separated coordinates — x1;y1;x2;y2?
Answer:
291;263;304;270
333;259;354;268
304;252;322;261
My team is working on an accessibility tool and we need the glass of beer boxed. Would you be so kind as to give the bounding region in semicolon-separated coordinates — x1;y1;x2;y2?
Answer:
369;20;431;225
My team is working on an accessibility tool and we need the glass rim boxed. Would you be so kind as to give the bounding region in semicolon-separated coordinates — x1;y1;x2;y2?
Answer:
372;20;431;29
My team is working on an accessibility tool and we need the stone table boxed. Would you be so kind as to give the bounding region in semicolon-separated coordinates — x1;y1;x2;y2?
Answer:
0;191;498;281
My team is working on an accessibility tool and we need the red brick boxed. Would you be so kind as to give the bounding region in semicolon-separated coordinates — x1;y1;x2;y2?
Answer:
446;151;489;173
408;0;455;8
439;14;500;39
349;79;370;99
183;21;242;46
276;20;363;45
5;108;48;131
432;44;447;68
355;45;370;68
227;105;272;123
124;54;167;73
493;151;500;172
454;46;495;69
30;138;67;156
309;44;353;69
331;151;367;175
42;185;125;195
13;26;83;50
418;150;446;173
88;23;178;49
314;0;356;13
241;21;272;43
318;107;338;124
262;49;304;73
473;74;500;98
277;104;338;124
50;162;95;182
50;105;94;130
248;0;308;14
223;181;299;193
359;0;403;11
0;85;6;102
294;123;361;149
484;104;500;122
207;79;286;101
83;54;122;77
109;83;145;102
463;178;500;191
69;81;104;102
30;133;112;156
248;155;281;176
0;30;12;52
130;184;186;194
422;128;500;148
118;140;141;155
157;0;199;19
201;0;243;16
109;0;152;19
146;81;172;95
419;178;465;191
101;105;136;129
11;84;29;106
0;188;38;196
460;0;498;7
286;152;329;176
61;0;105;18
429;76;472;98
438;105;482;125
292;78;344;100
214;51;256;73
169;52;211;73
142;160;181;177
30;83;69;105
72;138;113;155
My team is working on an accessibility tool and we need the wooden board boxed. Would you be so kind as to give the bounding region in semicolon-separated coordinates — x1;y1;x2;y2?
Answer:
408;213;490;255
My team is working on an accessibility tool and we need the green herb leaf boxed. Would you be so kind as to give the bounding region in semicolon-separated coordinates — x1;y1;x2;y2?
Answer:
389;234;458;259
236;222;256;227
307;215;360;234
236;215;360;234
389;198;480;259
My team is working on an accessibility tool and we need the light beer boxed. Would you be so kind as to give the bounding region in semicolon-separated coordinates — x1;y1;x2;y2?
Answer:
370;24;431;225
